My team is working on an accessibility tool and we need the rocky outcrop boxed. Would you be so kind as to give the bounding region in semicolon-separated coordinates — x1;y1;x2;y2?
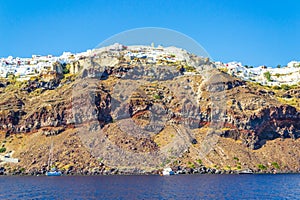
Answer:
21;78;60;92
244;105;300;149
219;104;300;149
0;78;113;136
41;127;65;136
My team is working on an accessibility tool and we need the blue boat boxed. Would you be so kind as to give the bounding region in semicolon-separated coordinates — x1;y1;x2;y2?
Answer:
46;170;62;176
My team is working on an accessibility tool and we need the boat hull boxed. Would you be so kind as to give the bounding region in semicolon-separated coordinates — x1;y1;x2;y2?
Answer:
238;169;253;174
46;171;62;176
162;168;175;176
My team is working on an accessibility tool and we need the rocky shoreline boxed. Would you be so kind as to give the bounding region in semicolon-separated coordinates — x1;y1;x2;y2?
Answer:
1;166;299;176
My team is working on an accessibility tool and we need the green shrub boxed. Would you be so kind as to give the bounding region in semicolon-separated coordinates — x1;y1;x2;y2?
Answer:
0;147;6;153
275;73;281;78
196;159;202;165
184;65;196;72
271;162;280;169
291;84;298;89
257;164;267;170
189;164;195;169
281;84;291;90
272;85;281;90
219;68;228;73
153;94;162;100
159;159;171;167
264;71;271;82
63;67;70;74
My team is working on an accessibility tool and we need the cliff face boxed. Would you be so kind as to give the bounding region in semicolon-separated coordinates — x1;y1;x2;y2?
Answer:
0;52;299;174
222;104;300;149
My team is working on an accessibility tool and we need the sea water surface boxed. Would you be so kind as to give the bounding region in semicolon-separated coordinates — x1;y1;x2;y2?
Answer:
0;174;299;199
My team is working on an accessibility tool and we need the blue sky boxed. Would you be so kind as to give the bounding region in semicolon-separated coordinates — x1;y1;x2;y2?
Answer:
0;0;299;67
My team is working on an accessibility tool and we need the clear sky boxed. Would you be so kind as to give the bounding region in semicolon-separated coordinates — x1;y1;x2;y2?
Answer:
0;0;299;67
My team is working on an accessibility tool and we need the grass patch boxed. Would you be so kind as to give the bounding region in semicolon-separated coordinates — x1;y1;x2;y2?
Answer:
277;97;299;108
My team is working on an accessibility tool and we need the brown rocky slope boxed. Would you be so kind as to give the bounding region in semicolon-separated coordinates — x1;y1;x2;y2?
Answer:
0;52;299;175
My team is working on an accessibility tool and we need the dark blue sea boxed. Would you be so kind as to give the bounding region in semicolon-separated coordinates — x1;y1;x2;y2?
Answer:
0;174;299;199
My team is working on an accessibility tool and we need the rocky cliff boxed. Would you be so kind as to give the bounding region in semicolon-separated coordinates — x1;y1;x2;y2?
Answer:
0;48;299;175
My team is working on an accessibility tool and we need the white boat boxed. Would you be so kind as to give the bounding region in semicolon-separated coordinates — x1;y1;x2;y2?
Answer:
238;169;253;174
162;167;175;176
46;142;61;176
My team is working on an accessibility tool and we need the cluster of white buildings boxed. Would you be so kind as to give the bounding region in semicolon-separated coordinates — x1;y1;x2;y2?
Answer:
0;43;191;80
1;43;299;87
98;43;190;65
0;50;92;79
215;61;300;86
124;45;189;64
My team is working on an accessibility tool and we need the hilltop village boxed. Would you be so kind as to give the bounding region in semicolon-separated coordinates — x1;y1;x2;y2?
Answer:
0;50;88;79
0;43;195;81
1;43;299;87
215;61;300;87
